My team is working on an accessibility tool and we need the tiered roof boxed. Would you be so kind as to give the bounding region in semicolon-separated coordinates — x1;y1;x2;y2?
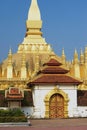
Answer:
28;58;82;85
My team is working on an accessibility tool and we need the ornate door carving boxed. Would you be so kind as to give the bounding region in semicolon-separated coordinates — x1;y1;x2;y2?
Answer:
49;94;64;118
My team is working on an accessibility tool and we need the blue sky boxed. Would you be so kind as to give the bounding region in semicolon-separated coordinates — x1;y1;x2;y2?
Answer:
0;0;87;62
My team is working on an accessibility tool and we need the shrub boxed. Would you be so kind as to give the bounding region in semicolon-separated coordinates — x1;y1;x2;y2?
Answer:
0;108;27;122
0;116;27;123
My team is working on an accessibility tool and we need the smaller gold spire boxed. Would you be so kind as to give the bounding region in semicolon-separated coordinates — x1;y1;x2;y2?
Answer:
73;49;80;78
84;46;87;64
62;48;65;55
7;48;13;79
21;51;27;79
80;49;84;64
8;48;12;66
73;49;79;64
8;48;12;55
61;48;66;64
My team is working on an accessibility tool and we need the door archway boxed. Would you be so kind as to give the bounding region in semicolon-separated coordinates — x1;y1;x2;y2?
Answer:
49;94;64;118
44;87;69;118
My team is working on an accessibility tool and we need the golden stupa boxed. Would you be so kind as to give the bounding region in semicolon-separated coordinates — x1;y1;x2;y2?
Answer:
0;0;86;91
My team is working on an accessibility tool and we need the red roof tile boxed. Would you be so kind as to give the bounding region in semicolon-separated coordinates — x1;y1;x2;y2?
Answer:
41;66;69;74
6;95;23;100
29;74;82;85
43;58;62;66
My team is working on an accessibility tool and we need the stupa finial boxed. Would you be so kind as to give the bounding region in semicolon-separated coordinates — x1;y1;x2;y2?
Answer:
28;0;41;20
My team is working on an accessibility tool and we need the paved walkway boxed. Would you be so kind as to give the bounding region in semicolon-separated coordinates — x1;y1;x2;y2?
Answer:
0;118;87;130
30;118;87;128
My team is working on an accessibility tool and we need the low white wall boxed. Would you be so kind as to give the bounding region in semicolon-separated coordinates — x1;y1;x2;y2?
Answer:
21;107;34;117
0;107;8;110
77;107;87;117
63;89;77;117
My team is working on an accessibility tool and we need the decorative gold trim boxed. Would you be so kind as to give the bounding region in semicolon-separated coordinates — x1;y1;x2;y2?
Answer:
44;87;69;118
78;84;87;90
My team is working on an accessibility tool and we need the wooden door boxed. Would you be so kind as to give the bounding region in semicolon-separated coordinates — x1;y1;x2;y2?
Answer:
49;94;64;118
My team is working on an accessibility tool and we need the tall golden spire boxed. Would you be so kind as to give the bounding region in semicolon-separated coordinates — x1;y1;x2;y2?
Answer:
28;0;41;20
18;0;52;54
26;0;42;36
